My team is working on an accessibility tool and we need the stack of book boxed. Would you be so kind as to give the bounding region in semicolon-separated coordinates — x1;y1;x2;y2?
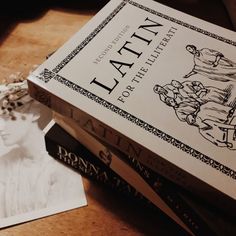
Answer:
27;0;236;235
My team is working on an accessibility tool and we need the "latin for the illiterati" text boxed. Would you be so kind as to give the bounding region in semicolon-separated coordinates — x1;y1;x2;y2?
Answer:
89;16;177;103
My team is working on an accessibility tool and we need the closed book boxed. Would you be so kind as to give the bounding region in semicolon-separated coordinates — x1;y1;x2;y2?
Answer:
46;120;236;236
44;121;193;235
47;119;219;236
44;121;154;208
27;0;236;215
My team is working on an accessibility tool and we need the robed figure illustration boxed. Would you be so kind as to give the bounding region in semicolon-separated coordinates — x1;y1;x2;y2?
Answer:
154;79;236;150
184;44;236;82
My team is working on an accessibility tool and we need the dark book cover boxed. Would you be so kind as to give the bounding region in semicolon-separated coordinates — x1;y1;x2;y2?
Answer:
44;122;157;210
44;121;222;236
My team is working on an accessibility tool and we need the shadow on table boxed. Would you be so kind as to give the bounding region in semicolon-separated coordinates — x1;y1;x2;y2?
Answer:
0;0;233;46
0;0;108;46
0;2;47;45
157;0;234;30
86;180;190;236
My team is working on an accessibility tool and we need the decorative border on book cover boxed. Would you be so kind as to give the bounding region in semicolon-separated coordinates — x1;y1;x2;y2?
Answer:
36;0;236;179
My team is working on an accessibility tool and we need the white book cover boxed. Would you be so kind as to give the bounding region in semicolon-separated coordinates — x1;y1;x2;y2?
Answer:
27;0;236;209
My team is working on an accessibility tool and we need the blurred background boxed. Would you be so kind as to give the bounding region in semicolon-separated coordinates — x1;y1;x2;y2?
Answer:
0;0;235;29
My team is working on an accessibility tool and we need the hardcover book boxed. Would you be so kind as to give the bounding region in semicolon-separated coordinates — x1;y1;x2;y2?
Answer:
45;120;215;236
27;0;236;214
44;121;154;209
48;120;196;235
46;119;236;236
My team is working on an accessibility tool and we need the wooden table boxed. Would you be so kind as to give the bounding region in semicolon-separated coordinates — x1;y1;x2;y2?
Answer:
0;1;234;235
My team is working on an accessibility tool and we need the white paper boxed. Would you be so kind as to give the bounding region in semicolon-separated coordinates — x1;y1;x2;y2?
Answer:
0;97;87;228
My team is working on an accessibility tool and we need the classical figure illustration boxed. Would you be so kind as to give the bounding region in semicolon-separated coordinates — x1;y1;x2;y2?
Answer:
0;78;85;221
154;79;236;150
184;44;236;82
186;102;236;148
154;80;231;106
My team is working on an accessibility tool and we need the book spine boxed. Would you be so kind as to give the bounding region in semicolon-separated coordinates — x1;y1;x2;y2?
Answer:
44;123;154;209
28;80;232;216
52;118;214;236
116;151;215;236
27;80;197;188
44;122;193;235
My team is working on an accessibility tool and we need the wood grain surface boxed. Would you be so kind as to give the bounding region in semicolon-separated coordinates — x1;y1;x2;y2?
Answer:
0;1;234;235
